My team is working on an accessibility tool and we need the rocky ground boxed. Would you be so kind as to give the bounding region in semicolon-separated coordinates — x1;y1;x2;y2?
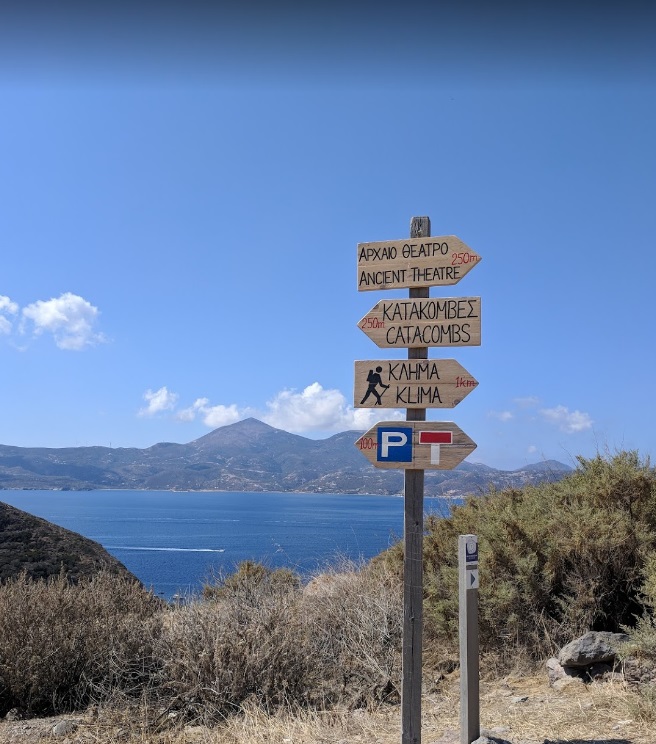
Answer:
0;671;653;744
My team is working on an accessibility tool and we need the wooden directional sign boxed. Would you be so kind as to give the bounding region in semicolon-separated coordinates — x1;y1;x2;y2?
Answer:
354;359;478;409
359;297;481;348
355;421;477;470
357;235;481;292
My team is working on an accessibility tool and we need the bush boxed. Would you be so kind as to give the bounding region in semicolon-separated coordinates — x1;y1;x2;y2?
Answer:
155;560;401;723
158;566;310;719
381;450;656;661
0;571;162;716
0;559;401;723
302;563;402;708
202;559;301;601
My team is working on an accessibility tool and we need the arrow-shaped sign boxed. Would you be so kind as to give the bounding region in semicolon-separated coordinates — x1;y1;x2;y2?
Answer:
354;421;477;470
354;359;478;409
357;235;481;292
358;297;481;348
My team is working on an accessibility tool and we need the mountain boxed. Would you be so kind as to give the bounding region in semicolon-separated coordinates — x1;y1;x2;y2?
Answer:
0;418;573;498
0;500;138;583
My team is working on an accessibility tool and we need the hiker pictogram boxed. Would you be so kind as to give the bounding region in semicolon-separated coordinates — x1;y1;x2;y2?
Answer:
359;365;390;406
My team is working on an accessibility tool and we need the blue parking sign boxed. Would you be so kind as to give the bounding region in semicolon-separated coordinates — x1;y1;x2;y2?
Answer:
377;426;413;463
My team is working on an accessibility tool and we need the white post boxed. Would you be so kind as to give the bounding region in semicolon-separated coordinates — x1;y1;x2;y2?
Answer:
459;534;480;744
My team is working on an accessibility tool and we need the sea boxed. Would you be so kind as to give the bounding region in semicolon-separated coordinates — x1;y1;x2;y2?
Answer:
0;489;457;601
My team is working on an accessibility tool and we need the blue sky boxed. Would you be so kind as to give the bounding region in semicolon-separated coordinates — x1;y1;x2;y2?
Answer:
1;2;655;470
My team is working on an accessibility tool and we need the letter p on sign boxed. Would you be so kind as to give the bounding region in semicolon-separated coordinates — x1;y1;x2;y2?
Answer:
377;426;413;462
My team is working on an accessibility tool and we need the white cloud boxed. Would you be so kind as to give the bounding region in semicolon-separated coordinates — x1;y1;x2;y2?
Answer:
349;406;404;431
488;410;513;422
0;296;18;314
139;386;179;417
263;383;350;432
21;292;106;350
175;398;207;422
0;295;18;335
539;405;593;433
175;397;242;427
200;403;241;428
172;381;403;434
262;382;403;433
513;396;540;408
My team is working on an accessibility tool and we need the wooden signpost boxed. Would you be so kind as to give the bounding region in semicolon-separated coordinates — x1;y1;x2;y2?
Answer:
358;235;481;291
358;297;481;348
354;216;481;744
354;421;476;470
354;359;478;409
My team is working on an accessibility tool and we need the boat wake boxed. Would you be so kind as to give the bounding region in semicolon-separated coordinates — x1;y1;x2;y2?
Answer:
107;546;226;553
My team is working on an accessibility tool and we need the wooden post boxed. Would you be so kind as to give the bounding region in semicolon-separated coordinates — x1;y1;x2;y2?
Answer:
401;215;430;744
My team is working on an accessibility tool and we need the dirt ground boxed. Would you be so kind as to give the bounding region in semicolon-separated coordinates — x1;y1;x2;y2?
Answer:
0;673;652;744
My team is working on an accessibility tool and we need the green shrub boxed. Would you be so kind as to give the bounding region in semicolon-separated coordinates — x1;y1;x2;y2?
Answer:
382;450;656;660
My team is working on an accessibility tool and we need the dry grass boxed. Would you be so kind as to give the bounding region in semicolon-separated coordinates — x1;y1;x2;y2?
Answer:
475;675;653;744
0;562;402;721
2;565;656;743
152;560;402;722
0;571;162;716
2;673;655;743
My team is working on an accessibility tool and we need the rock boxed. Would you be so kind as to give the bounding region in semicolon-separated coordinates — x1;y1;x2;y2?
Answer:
52;719;78;736
621;656;656;684
431;728;514;744
552;675;585;691
587;661;612;679
482;726;512;739
546;656;564;682
510;695;528;703
546;657;583;685
558;631;628;668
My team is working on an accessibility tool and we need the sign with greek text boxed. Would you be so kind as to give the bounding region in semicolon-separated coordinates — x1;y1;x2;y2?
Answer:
357;235;481;292
354;421;477;470
358;297;481;348
354;359;478;409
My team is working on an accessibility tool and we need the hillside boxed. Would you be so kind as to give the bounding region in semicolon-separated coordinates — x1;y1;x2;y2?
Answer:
0;418;572;497
0;500;139;583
